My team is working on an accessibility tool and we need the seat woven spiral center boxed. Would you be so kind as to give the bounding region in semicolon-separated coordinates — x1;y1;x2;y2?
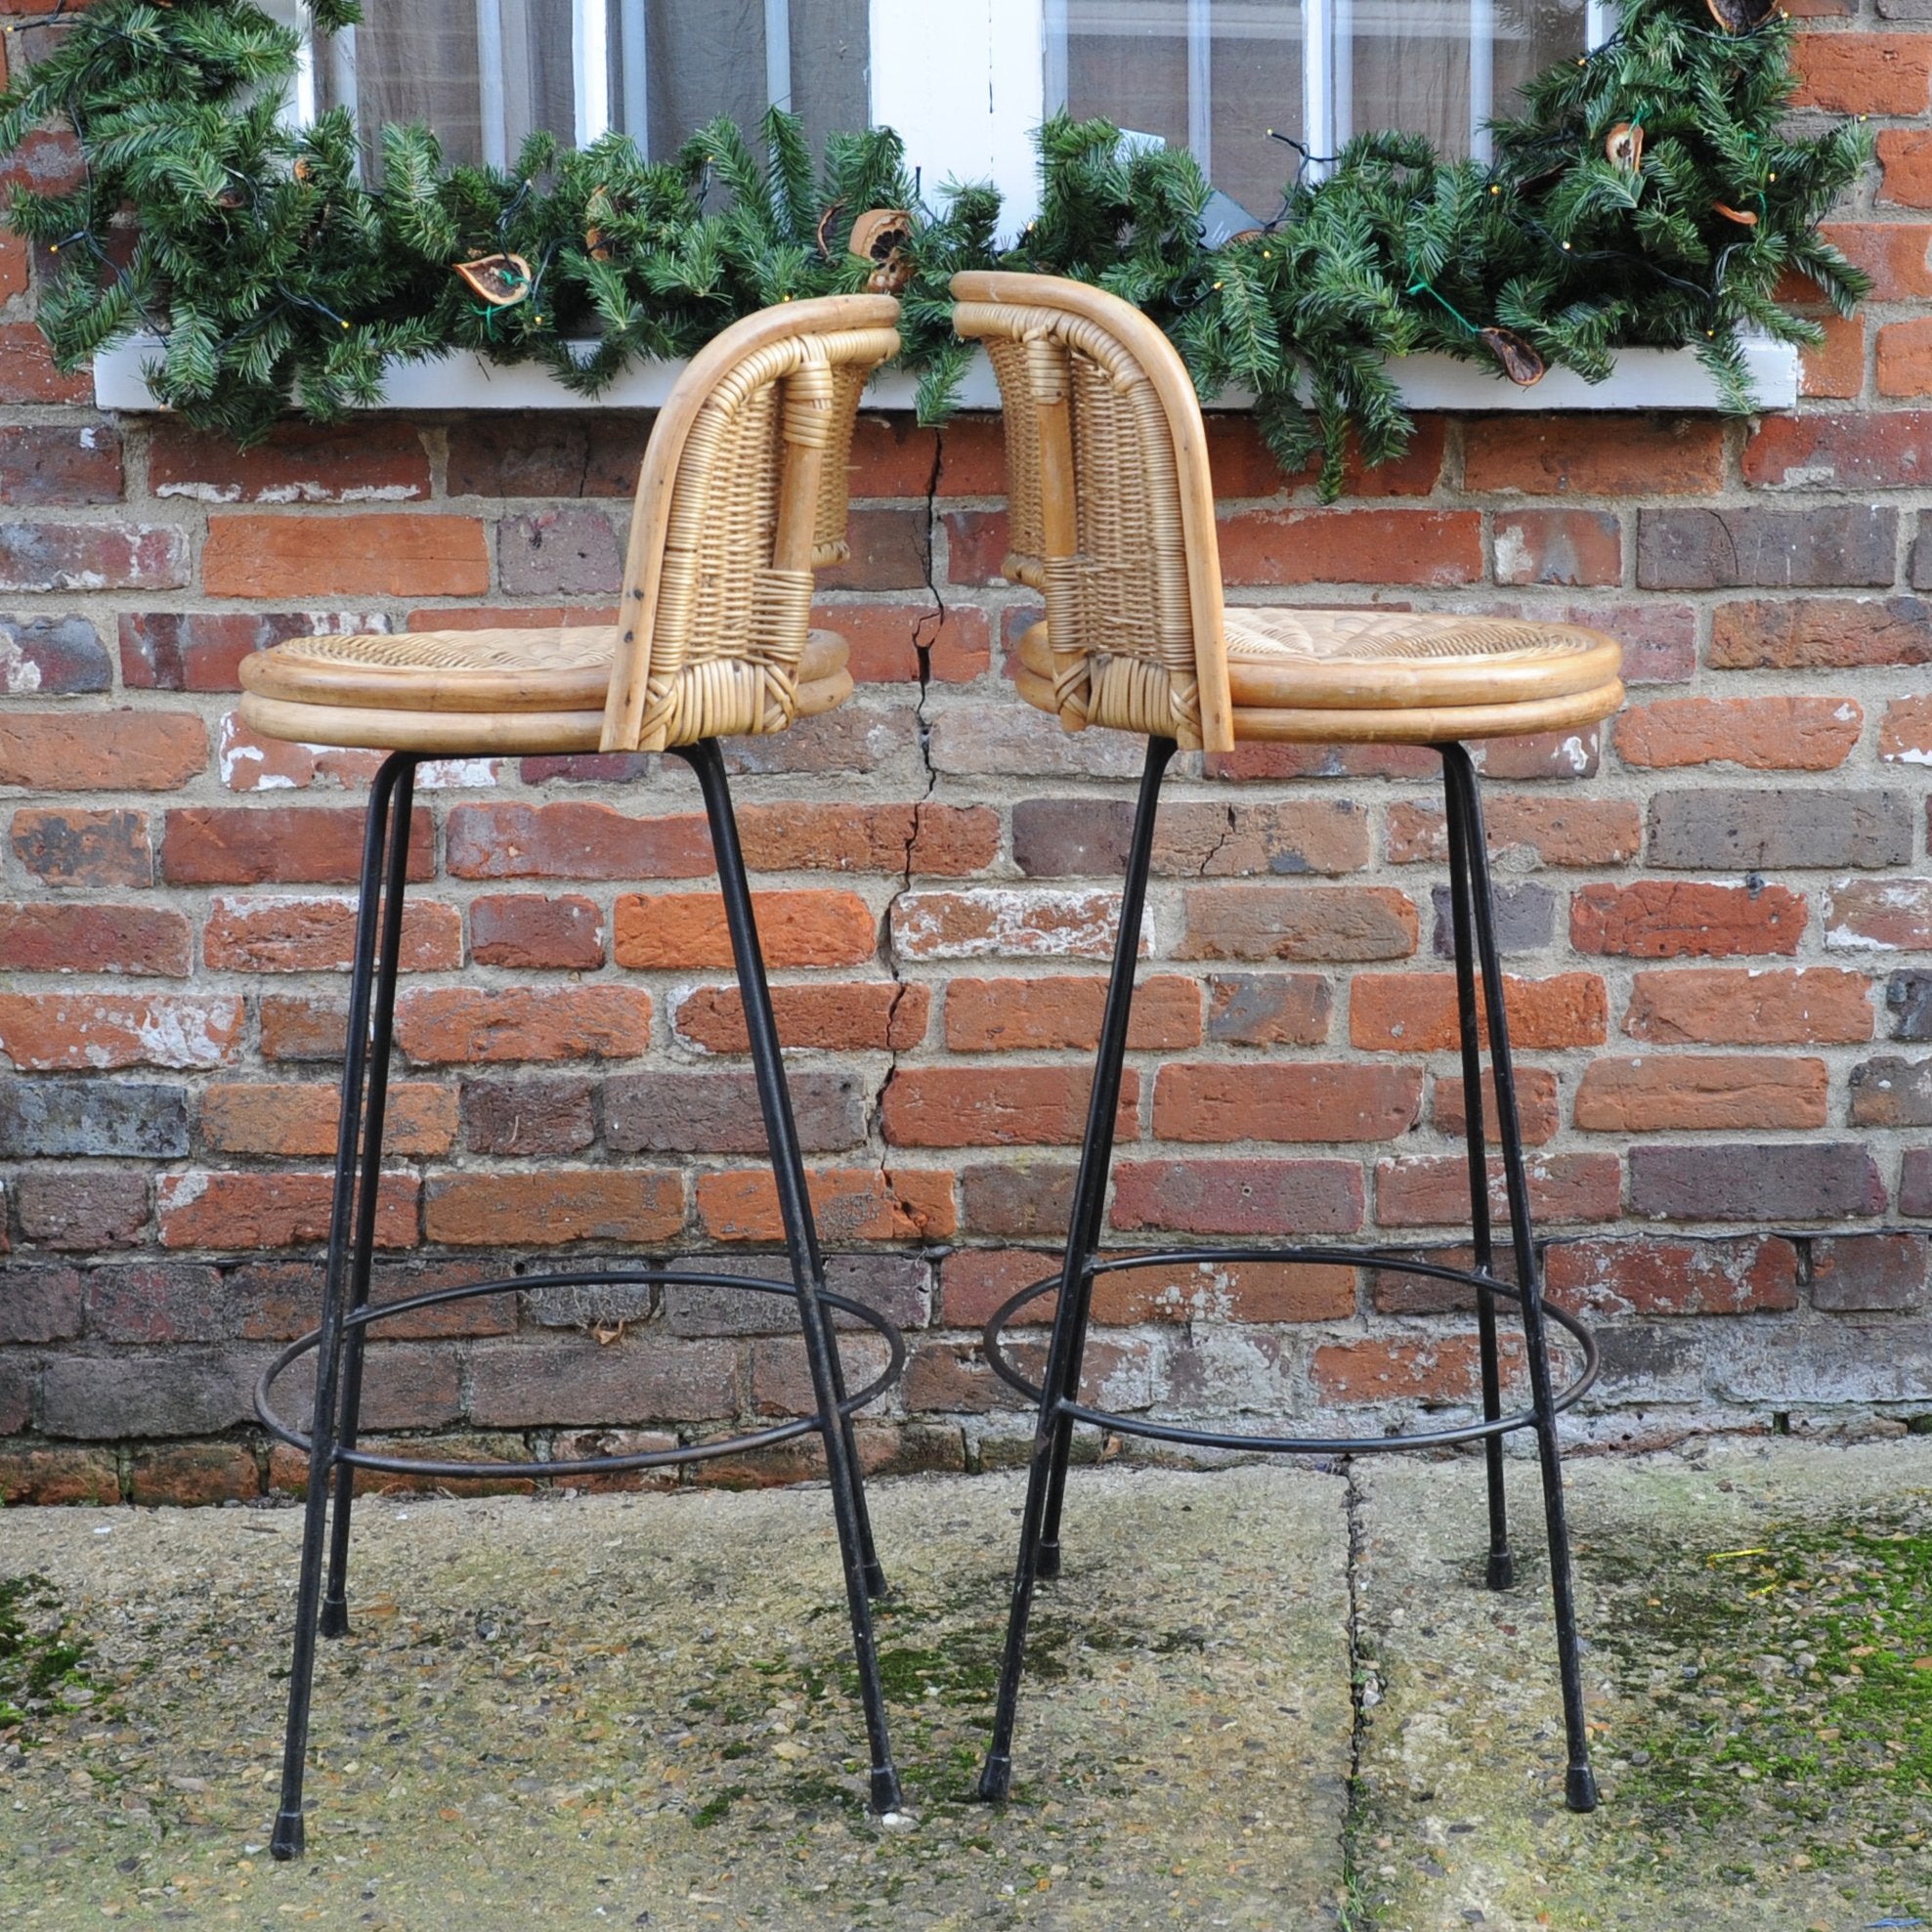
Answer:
1224;609;1600;664
280;627;618;674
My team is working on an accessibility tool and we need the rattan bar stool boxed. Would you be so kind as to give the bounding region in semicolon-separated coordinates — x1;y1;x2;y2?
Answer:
236;295;909;1856
952;271;1624;1815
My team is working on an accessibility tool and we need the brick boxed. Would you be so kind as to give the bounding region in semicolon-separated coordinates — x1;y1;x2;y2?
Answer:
1810;1232;1927;1311
1820;222;1932;301
959;1160;1075;1238
460;1074;596;1155
0;711;205;792
738;801;1000;876
1152;1063;1421;1143
498;507;623;594
1;613;110;693
1743;411;1932;491
1887;969;1932;1039
82;1264;227;1344
1311;1334;1528;1405
696;1167;956;1243
1801;314;1865;400
10;807;151;887
750;1333;896;1416
202;893;462;972
236;1258;518;1342
1849;1054;1932;1127
1629;1141;1886;1222
927;705;1148;781
1709;596;1932;671
672;981;928;1054
0;1354;25;1434
1793;35;1932;112
1178;884;1417;963
445;413;646;496
0;1264;81;1343
815;601;990;684
1428;881;1556;960
881;1065;1138;1147
396;987;653;1064
200;1080;456;1157
0;1076;189;1157
1542;1235;1800;1317
1879;693;1932;764
273;1341;462;1431
1012;797;1369;880
853;414;945;495
445;800;711;881
1878;318;1932;397
149;419;430;502
944;973;1200;1052
936;1249;1058;1328
1217;508;1482;586
161;806;433;885
214;715;385;794
466;891;603;969
0;1449;120;1506
665;1254;929;1339
0;901;189;976
1826;878;1932;951
1575;1054;1827;1132
901;1338;1035;1413
1492;509;1621;587
1637;505;1896;590
1350;971;1608;1051
128;1444;261;1506
1387;794;1641;867
1435;1067;1561;1146
0;324;92;404
1624;966;1874;1045
607;1069;863;1153
0;521;185;591
818;506;930;591
942;508;1015;585
424;1171;682;1246
119;610;392;692
1903;1148;1932;1218
1615;696;1862;771
0;993;243;1071
1649;789;1912;871
1462;414;1724;496
1095;1254;1356;1325
259;994;348;1062
1204;973;1332;1047
891;887;1136;962
718;705;923;781
610;880;882;969
157;1170;418;1250
15;1167;148;1248
1109;1159;1364;1235
1571;880;1804;958
1374;1152;1622;1227
202;514;491;598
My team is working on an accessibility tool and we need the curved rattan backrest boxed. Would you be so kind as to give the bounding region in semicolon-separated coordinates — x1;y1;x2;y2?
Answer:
951;272;1233;753
601;294;903;752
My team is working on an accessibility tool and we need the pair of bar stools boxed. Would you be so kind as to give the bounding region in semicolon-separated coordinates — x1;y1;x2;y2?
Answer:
241;276;1623;1857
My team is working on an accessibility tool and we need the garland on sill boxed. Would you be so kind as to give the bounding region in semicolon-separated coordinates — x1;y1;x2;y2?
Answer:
0;0;1872;496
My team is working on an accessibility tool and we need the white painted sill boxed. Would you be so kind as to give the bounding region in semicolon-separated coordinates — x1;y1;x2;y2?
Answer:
93;334;1799;415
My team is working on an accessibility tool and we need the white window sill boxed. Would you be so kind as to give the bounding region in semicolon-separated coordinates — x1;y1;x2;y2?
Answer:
92;334;1799;416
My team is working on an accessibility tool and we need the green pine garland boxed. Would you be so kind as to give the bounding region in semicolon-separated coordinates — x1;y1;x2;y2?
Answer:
0;0;1870;494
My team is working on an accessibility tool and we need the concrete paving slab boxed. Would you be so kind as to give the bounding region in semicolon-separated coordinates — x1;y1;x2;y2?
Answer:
1353;1438;1932;1932
0;1463;1352;1931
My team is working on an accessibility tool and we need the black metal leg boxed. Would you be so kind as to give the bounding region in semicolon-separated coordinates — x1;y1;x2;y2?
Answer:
1439;749;1514;1593
979;734;1175;1804
271;754;411;1862
1442;743;1598;1815
676;739;903;1814
321;756;419;1638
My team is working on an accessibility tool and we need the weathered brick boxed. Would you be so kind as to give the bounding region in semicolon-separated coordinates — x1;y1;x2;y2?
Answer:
82;1264;228;1344
1013;797;1369;879
672;981;928;1054
1903;1148;1932;1219
395;987;653;1064
0;522;185;592
1849;1054;1932;1128
259;994;348;1062
815;601;990;685
1178;884;1418;963
1109;1159;1364;1236
1881;126;1932;212
1204;972;1333;1047
615;888;876;969
470;892;605;968
1310;1334;1526;1406
892;887;1136;962
664;1254;929;1339
1614;696;1863;771
1624;967;1873;1045
1825;878;1932;952
1648;790;1912;871
1571;880;1805;959
0;323;90;405
881;1065;1138;1147
0;1077;189;1157
0;901;190;976
213;715;388;794
39;1347;257;1438
157;1170;418;1250
119;610;391;692
1887;969;1932;1040
0;1263;81;1343
718;705;923;781
1542;1235;1800;1317
1819;221;1932;301
959;1160;1076;1239
273;1341;463;1431
1810;1232;1927;1311
202;894;462;972
424;1171;682;1246
0;1449;120;1506
161;806;433;885
0;993;243;1071
445;413;647;496
936;1249;1059;1328
1374;1153;1621;1227
1097;1254;1357;1325
0;614;110;694
1629;1141;1886;1222
446;800;712;881
1878;317;1932;397
1152;1063;1421;1143
128;1443;262;1506
818;507;930;591
498;508;623;594
202;513;491;598
606;1069;864;1153
1743;411;1932;491
1637;506;1896;590
1218;508;1482;586
460;1074;597;1155
0;1357;27;1436
149;419;430;502
1802;314;1866;400
1493;509;1622;587
750;1333;897;1416
927;706;1148;780
696;1167;956;1243
1575;1054;1827;1132
235;1257;518;1342
1708;597;1932;671
199;1081;456;1157
1;711;205;792
1428;881;1556;959
738;801;1000;876
1877;694;1932;768
10;807;152;886
1794;36;1932;113
944;974;1201;1052
1386;794;1642;868
1435;1067;1562;1146
1349;971;1608;1051
1462;415;1724;496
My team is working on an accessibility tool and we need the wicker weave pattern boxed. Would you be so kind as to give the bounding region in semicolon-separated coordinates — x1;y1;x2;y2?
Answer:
1225;609;1604;663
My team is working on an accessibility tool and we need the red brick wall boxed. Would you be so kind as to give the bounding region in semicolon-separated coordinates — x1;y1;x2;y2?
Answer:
3;3;1931;1504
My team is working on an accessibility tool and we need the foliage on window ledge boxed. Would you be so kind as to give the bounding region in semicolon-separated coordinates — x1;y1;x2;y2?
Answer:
0;0;1869;496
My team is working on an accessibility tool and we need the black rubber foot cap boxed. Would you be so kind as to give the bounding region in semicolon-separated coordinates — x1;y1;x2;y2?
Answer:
1567;1764;1600;1814
863;1562;891;1601
977;1755;1012;1804
319;1601;349;1640
1486;1549;1516;1591
271;1810;306;1861
869;1765;904;1814
1035;1541;1062;1582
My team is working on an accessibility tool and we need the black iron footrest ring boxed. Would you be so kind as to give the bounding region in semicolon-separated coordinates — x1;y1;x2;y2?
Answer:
255;1267;906;1482
983;1244;1599;1458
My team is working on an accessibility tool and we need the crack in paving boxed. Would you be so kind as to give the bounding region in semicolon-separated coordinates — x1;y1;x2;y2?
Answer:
1340;1456;1377;1931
